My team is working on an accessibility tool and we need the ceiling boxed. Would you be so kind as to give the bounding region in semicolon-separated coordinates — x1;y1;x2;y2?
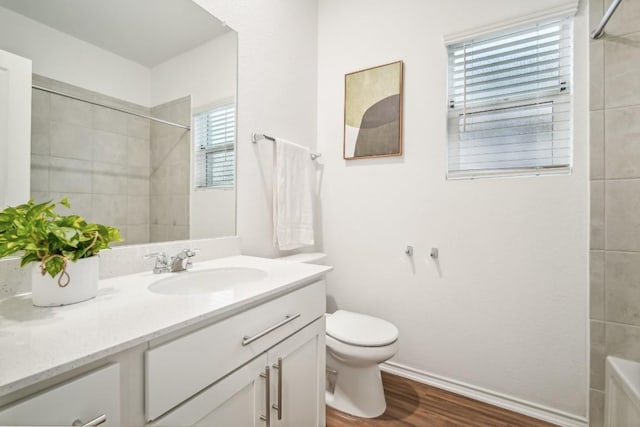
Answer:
0;0;230;67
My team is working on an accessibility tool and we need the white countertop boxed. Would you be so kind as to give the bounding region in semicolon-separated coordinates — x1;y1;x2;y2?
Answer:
0;256;331;396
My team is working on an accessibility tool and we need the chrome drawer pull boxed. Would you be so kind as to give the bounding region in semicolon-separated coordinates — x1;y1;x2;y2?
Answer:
272;357;283;420
242;313;301;346
259;366;271;426
72;414;106;426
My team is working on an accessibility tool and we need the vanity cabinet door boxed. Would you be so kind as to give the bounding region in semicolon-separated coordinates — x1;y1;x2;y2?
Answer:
268;318;325;427
149;354;269;427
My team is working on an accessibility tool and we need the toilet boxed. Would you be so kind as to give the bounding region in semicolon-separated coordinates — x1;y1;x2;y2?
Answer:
325;310;399;418
278;252;399;418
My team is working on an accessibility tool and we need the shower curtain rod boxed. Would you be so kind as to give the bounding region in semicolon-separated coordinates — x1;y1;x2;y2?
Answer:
32;85;191;131
251;132;322;160
591;0;622;39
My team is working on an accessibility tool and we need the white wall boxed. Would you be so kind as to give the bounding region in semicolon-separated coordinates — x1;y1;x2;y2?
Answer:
151;31;238;239
192;0;319;256
317;0;589;420
0;6;150;106
150;31;237;107
191;189;235;239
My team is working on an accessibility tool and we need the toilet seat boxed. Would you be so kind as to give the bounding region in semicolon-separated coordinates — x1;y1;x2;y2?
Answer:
326;335;399;366
326;310;398;347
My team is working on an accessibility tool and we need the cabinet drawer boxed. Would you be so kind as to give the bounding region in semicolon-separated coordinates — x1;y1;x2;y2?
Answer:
0;364;120;426
145;280;325;421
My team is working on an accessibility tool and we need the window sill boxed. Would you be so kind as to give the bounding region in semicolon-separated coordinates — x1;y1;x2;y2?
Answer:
446;165;571;180
194;186;235;192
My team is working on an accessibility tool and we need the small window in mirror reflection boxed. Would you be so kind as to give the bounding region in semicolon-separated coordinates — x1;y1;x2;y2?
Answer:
193;103;236;189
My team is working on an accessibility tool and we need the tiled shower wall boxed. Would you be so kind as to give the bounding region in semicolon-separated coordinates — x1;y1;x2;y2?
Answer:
29;77;192;245
149;97;191;243
30;75;151;245
589;0;640;425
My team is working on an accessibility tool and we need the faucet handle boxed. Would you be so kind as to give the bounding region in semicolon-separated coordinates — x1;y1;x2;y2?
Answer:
183;248;199;258
144;252;168;263
144;252;169;274
182;248;199;270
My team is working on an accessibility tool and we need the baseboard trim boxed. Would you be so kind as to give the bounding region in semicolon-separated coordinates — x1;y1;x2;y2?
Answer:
380;361;588;427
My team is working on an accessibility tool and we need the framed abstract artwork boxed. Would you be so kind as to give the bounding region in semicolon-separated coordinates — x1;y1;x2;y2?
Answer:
343;61;403;160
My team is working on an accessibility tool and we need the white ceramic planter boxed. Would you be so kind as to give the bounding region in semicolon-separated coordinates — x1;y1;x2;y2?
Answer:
31;256;99;307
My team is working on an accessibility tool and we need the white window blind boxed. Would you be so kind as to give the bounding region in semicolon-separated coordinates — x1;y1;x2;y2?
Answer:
446;17;573;178
193;103;235;188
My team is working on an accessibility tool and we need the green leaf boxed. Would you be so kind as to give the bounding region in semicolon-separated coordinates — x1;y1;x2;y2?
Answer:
0;198;122;278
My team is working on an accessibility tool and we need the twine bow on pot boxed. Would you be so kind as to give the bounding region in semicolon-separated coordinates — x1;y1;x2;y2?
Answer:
39;254;71;287
37;230;101;288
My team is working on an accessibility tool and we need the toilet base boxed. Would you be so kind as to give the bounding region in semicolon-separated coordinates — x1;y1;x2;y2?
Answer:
325;352;387;418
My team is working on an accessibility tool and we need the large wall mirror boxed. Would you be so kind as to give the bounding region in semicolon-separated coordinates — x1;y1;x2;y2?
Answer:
0;0;237;245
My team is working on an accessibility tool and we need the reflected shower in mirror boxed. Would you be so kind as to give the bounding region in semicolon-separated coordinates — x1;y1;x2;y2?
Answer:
0;0;237;245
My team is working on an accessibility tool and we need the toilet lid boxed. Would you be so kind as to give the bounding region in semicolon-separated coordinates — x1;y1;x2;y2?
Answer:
326;310;399;347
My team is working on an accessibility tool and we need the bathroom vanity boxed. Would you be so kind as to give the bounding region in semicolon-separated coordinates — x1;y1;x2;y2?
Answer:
0;256;331;426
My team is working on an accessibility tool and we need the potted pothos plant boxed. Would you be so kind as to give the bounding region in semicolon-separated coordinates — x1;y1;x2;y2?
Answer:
0;197;122;306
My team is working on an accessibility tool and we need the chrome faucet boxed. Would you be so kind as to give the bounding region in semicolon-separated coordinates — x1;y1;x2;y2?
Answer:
170;249;198;272
144;249;198;274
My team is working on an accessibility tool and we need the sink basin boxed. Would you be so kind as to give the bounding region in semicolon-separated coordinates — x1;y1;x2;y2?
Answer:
148;267;268;295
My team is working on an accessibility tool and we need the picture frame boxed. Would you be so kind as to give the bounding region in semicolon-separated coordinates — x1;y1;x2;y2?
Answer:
343;60;403;160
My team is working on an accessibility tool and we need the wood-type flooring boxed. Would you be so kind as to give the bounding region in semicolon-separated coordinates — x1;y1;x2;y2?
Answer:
326;372;557;427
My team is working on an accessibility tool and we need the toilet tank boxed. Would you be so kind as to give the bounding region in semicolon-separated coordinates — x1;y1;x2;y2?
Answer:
277;252;327;265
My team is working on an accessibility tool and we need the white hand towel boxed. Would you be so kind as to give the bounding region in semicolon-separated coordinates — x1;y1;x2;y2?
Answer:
273;138;315;250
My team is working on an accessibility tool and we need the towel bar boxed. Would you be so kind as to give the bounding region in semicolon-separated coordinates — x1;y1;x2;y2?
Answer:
252;132;322;160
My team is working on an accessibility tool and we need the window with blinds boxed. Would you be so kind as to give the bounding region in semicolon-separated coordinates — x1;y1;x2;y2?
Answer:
446;17;573;178
193;103;235;189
